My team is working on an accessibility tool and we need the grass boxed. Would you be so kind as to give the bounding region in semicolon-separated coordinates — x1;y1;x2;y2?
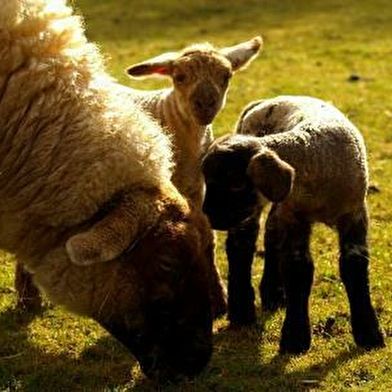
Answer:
1;0;392;390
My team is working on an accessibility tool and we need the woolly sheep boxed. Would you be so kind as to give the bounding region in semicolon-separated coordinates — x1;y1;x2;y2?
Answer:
201;95;385;353
1;0;214;381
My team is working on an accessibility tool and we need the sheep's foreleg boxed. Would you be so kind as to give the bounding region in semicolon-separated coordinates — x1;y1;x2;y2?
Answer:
279;219;313;354
226;214;260;325
15;262;42;311
337;208;385;349
260;205;286;311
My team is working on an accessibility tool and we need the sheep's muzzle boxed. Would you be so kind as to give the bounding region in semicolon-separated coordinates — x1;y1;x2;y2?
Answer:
100;303;212;382
191;83;222;126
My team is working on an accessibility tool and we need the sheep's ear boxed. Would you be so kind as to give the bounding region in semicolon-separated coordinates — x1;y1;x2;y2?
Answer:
220;36;263;72
235;100;264;133
66;210;136;266
247;149;294;202
66;196;148;265
126;52;179;78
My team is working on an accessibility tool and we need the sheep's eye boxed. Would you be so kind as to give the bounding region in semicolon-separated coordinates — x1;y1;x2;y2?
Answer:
174;73;186;84
160;257;174;273
230;183;247;193
160;260;172;272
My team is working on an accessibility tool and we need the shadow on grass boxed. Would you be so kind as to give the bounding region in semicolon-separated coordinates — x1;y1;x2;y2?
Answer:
211;312;371;391
0;306;136;392
264;348;363;391
0;305;379;391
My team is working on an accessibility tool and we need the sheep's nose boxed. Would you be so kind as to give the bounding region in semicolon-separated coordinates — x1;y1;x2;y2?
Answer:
195;96;216;111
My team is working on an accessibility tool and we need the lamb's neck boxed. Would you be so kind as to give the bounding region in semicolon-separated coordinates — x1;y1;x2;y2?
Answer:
156;90;211;207
126;87;210;149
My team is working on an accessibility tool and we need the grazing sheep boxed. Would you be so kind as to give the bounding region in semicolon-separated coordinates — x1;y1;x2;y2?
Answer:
124;37;262;318
1;0;214;381
202;95;385;353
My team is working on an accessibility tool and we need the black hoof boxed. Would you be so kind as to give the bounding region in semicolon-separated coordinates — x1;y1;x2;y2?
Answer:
354;329;385;350
279;321;311;354
228;308;256;326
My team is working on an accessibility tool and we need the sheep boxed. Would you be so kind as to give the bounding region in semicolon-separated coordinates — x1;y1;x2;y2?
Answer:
124;36;262;318
125;36;262;207
201;95;385;353
1;0;214;381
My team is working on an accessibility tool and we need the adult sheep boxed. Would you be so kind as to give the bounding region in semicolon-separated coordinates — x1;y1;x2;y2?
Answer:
201;95;385;353
0;0;214;381
124;37;262;317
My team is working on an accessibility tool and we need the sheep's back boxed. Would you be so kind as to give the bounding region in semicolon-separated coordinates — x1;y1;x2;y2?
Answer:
0;0;173;253
238;96;368;225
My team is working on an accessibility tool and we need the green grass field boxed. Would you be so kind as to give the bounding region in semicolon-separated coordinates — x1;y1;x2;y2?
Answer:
1;0;392;390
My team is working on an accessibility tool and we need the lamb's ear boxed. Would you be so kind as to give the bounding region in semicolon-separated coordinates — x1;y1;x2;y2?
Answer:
66;195;152;265
247;149;294;202
235;99;264;133
126;52;179;78
220;36;263;72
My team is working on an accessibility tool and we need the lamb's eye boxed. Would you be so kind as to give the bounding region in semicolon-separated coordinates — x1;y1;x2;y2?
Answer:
160;257;174;273
230;183;247;192
174;73;186;84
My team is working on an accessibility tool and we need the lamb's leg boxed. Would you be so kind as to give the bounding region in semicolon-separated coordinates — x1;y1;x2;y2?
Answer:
337;207;385;349
226;212;261;325
206;229;228;318
260;205;286;312
279;219;314;354
15;262;42;311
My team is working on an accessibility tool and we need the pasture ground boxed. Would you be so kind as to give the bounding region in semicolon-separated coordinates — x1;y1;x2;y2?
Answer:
1;0;392;390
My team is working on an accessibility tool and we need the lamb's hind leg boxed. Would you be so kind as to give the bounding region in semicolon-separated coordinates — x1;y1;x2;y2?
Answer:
280;218;314;354
15;262;42;311
337;207;385;349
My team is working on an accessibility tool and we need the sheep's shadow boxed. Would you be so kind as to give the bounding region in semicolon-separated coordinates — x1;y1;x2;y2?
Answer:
0;306;137;391
210;312;371;391
0;305;378;391
262;347;364;391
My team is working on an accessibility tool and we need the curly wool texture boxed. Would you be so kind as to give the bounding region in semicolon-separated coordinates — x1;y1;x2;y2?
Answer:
0;0;173;237
236;95;368;225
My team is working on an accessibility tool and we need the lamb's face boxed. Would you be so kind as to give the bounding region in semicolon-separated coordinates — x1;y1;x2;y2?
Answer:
202;135;295;230
97;208;213;382
126;36;262;127
202;136;261;230
172;52;232;126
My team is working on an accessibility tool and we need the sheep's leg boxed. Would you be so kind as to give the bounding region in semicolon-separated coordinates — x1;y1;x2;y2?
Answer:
206;229;228;318
280;219;314;354
226;213;260;325
337;208;385;349
260;205;286;311
15;262;42;311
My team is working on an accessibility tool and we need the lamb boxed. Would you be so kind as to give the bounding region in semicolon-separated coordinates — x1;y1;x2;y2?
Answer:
1;0;214;381
125;36;262;207
201;95;385;353
124;36;262;318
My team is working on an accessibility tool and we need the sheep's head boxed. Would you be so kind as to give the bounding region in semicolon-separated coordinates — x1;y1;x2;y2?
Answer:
202;134;295;230
126;36;263;126
63;185;213;382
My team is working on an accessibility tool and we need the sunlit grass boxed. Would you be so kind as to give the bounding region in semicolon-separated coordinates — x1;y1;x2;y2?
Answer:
1;0;392;390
